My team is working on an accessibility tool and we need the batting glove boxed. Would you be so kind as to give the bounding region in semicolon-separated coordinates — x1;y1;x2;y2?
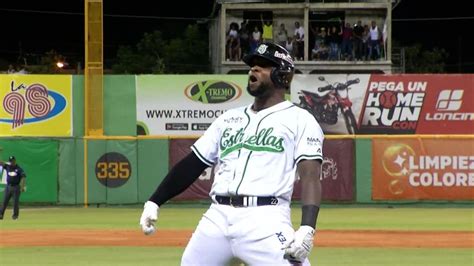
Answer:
140;201;159;235
284;225;315;262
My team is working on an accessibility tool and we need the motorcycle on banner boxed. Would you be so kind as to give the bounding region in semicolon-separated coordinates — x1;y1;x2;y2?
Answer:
298;76;359;134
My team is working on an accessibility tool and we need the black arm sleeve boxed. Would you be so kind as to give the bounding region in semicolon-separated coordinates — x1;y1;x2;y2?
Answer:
301;205;320;229
148;151;210;206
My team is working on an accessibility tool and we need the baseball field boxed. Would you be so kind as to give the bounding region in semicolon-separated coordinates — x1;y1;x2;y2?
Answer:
0;204;472;266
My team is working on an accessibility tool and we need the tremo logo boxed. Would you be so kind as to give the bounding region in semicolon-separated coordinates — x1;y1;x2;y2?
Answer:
1;82;66;129
184;80;242;104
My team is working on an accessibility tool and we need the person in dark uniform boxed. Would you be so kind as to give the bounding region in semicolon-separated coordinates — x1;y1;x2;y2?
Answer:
0;156;27;220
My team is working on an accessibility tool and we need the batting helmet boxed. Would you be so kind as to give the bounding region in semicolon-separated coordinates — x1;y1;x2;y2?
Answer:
243;42;295;89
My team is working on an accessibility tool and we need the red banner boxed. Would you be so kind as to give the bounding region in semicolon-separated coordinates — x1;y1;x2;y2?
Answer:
372;138;474;200
359;74;474;134
170;139;355;201
169;139;214;200
293;139;355;201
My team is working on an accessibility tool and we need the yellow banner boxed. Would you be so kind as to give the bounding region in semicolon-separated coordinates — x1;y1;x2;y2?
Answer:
0;75;72;136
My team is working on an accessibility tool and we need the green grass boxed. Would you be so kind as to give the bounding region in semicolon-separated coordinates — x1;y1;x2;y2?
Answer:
315;207;474;231
313;248;474;266
0;247;183;266
1;206;473;266
0;206;473;231
0;247;472;266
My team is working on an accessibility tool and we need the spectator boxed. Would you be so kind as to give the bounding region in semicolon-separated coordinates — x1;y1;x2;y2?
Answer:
341;22;353;60
310;23;319;40
249;25;262;54
312;27;328;60
368;20;381;60
285;36;295;58
261;14;273;42
352;20;364;60
362;24;370;60
226;23;240;61
309;23;319;55
294;21;305;60
275;23;288;47
239;20;250;57
7;64;16;74
327;25;342;60
227;35;241;61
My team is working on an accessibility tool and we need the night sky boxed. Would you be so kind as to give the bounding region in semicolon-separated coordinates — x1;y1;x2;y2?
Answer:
0;0;472;72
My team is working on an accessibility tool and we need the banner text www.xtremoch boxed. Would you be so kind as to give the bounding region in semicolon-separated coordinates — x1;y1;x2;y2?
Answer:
145;109;226;119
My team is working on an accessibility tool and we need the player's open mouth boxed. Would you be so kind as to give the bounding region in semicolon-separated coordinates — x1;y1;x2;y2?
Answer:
249;75;258;84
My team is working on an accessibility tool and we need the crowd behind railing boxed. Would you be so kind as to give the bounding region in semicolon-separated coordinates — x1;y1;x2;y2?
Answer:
226;15;387;62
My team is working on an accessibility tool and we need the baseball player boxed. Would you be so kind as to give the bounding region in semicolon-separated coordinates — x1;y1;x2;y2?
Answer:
140;42;324;265
0;156;27;220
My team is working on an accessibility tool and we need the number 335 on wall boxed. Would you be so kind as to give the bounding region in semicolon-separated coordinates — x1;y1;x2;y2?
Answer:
94;152;132;188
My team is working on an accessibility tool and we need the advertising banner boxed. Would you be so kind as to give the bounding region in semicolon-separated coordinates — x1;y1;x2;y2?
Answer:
291;74;369;135
293;139;355;201
0;75;72;136
372;138;474;200
170;139;355;201
292;74;473;135
359;74;473;134
136;75;253;136
169;139;213;200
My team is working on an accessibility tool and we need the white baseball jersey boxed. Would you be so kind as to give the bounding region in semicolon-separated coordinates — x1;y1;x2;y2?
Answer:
191;100;324;202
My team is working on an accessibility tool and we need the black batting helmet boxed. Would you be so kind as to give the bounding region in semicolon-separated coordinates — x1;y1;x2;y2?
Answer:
243;42;295;89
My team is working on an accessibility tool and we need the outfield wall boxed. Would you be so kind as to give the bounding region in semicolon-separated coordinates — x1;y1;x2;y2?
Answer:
0;74;472;204
2;136;472;204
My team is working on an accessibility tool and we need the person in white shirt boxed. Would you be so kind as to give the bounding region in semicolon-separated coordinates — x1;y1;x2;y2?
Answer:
368;20;381;60
294;21;305;60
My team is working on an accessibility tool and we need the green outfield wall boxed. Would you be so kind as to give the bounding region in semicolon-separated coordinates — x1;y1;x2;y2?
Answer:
56;139;169;204
355;138;372;203
0;138;58;203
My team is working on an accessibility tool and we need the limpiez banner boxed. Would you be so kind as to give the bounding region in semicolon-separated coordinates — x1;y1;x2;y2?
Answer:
372;138;474;200
136;75;253;136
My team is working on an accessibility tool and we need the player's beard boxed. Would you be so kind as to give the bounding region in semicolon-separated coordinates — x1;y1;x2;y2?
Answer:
247;79;272;98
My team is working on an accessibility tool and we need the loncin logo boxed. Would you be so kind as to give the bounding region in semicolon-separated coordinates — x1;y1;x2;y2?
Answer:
425;89;473;121
1;82;66;129
185;80;242;104
436;89;463;111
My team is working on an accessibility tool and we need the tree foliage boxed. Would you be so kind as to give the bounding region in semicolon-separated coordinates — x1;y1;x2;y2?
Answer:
27;50;66;74
112;25;209;74
404;43;448;73
112;31;165;74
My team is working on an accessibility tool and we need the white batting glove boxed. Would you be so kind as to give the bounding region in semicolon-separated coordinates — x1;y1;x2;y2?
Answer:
284;225;315;262
139;201;159;235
